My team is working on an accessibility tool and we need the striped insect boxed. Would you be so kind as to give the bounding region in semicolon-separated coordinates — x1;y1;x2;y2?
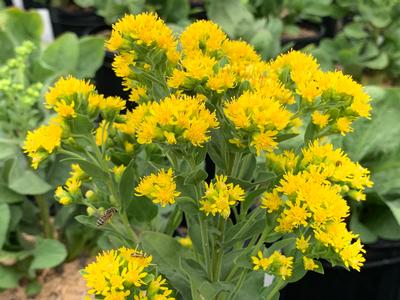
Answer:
96;207;118;226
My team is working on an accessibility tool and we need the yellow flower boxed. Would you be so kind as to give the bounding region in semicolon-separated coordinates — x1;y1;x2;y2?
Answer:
276;200;311;233
303;257;318;271
100;96;126;112
319;71;372;118
260;190;282;213
129;85;147;102
82;247;160;298
207;67;236;93
54;100;76;119
107;13;179;62
129;94;218;147
112;52;135;78
45;76;95;108
113;165;126;182
95;120;109;146
177;236;193;248
296;235;311;253
252;251;294;280
23;122;62;169
339;239;366;271
266;150;298;172
199;175;244;218
312;111;329;128
251;131;278;155
224;91;294;154
336;117;353;135
135;169;180;207
180;20;227;55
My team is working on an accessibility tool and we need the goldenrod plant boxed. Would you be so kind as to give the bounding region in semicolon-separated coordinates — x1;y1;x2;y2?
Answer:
25;13;373;299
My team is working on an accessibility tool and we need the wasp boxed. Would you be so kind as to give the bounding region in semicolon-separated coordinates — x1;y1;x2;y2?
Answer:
96;207;118;226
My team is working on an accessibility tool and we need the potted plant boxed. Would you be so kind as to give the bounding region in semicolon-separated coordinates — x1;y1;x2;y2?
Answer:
25;13;374;299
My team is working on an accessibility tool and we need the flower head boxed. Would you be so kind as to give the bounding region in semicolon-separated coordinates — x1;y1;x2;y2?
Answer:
135;169;180;207
199;175;244;218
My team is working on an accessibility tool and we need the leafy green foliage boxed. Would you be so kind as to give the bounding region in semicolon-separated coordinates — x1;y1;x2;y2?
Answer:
338;87;400;241
309;0;400;82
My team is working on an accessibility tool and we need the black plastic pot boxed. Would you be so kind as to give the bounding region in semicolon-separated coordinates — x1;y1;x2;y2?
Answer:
281;21;327;50
49;6;105;37
84;25;129;100
95;50;130;99
281;240;400;300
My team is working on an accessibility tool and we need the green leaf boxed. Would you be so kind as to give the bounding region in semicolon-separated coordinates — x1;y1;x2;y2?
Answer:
127;195;158;222
0;203;10;248
0;8;43;46
350;207;378;243
342;88;400;161
9;169;52;195
183;168;208;185
41;33;79;74
119;159;136;211
343;22;368;39
141;231;191;297
225;209;266;247
25;280;42;297
363;53;389;70
0;265;21;289
176;196;198;215
0;184;24;204
206;0;253;36
62;158;108;183
30;239;67;270
360;195;400;240
0;141;16;160
74;36;105;78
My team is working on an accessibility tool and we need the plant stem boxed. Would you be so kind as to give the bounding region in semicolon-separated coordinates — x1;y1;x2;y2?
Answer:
164;205;181;235
199;214;212;280
229;269;248;299
120;212;140;245
266;279;285;300
212;216;226;281
35;195;54;239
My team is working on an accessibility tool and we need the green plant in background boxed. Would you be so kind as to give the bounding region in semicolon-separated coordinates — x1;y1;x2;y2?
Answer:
335;86;400;243
309;0;400;83
24;13;374;299
74;0;191;26
0;7;104;294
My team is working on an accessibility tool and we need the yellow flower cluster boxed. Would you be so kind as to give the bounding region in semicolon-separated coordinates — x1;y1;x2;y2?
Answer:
55;164;87;205
260;141;372;271
23;121;62;169
135;169;180;207
168;21;264;94
83;247;174;300
107;13;179;101
262;167;365;271
199;175;245;219
268;51;372;135
115;94;218;147
23;76;127;169
252;251;294;280
224;91;297;154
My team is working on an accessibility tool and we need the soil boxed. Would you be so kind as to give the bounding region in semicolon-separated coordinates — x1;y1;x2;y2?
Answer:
0;258;90;300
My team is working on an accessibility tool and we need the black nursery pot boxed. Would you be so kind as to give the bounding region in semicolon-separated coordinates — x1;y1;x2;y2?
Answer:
281;240;400;300
95;50;130;99
49;6;105;37
85;25;130;100
281;21;327;50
